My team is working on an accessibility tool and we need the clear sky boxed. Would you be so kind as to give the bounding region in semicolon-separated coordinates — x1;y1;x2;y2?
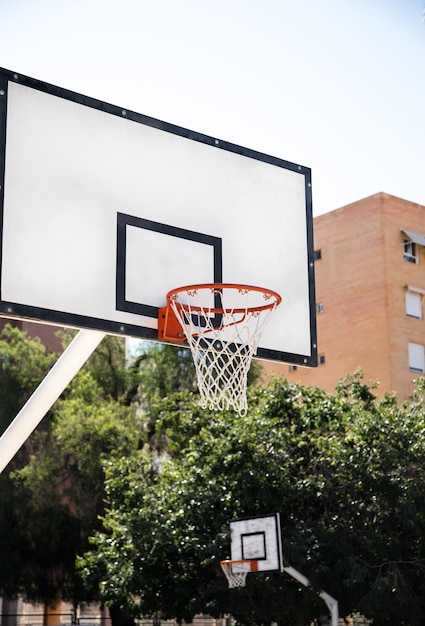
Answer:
1;0;424;217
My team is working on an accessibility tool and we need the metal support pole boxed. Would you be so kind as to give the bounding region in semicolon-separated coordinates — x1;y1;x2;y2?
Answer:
0;329;105;473
284;566;339;626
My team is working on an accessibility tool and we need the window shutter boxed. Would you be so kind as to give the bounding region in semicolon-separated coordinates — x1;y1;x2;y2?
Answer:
408;342;425;372
406;290;422;318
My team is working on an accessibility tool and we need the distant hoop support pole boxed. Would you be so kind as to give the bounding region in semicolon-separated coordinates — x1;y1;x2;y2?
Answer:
220;559;259;588
158;283;282;415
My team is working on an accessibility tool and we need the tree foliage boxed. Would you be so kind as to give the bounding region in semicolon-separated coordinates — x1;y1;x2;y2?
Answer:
0;324;60;599
0;324;57;437
80;373;425;626
0;332;201;610
0;331;144;606
4;323;425;626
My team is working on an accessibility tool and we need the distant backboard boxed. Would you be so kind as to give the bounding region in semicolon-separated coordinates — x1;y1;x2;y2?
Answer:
229;513;283;572
0;67;317;366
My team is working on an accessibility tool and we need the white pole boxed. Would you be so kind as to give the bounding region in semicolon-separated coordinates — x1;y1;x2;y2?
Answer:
0;329;105;473
319;590;339;626
284;566;339;626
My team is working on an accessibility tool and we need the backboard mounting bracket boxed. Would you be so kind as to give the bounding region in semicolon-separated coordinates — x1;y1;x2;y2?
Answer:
158;305;186;343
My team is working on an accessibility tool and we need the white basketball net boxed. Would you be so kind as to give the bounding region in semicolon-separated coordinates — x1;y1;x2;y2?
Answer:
220;560;253;588
168;285;281;416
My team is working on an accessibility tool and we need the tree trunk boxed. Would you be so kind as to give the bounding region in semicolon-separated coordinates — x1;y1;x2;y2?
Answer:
109;606;137;626
43;600;62;626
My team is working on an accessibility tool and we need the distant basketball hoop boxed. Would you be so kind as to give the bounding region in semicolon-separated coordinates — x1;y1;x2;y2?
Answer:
220;559;259;588
158;283;281;415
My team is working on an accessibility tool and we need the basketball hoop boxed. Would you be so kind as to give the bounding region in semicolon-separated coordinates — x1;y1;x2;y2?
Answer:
220;559;258;588
158;284;281;416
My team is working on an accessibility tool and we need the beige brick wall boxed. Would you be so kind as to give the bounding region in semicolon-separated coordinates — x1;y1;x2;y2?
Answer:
261;193;425;402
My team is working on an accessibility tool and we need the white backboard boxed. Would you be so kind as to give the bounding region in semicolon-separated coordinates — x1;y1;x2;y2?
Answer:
230;513;283;572
0;68;317;366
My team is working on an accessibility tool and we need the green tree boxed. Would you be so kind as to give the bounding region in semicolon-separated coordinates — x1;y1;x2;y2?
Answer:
0;334;200;619
80;373;425;626
0;324;57;437
0;324;59;600
131;341;262;456
131;342;198;404
0;331;143;612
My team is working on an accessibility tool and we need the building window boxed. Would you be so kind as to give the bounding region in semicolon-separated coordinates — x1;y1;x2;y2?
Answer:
401;228;425;263
403;239;419;264
316;303;324;313
408;342;425;372
314;249;322;261
406;288;423;319
318;354;326;365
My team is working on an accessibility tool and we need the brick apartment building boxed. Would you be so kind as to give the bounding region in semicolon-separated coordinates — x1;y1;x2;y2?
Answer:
0;318;65;353
263;192;425;402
